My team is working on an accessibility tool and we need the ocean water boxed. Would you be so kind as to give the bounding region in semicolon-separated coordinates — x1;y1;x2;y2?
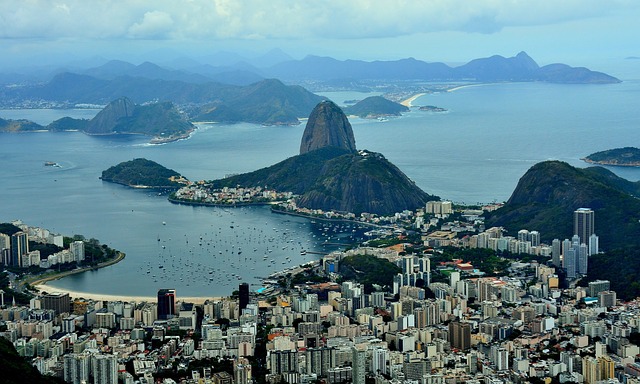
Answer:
1;66;639;297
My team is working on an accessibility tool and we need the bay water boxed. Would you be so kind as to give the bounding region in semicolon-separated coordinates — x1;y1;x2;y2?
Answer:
1;64;639;297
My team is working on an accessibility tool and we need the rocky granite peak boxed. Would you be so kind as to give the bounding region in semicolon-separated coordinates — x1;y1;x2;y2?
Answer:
85;97;135;134
299;100;356;155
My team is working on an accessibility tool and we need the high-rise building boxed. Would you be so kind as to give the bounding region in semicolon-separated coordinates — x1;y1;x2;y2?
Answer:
92;354;118;384
0;233;9;251
70;241;85;263
588;280;610;297
564;248;577;279
552;239;561;267
589;234;599;255
371;347;389;375
234;357;252;384
352;346;366;384
529;231;541;246
42;292;70;315
157;289;176;320
10;231;28;267
448;321;471;351
239;283;249;312
574;208;595;245
64;353;90;384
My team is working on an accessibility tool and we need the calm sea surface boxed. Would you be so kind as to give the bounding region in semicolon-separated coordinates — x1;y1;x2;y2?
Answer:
1;61;639;297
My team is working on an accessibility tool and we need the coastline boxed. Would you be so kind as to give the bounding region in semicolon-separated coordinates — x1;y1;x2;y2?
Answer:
28;251;127;287
400;93;426;107
32;284;221;304
581;158;640;167
446;83;495;92
270;207;392;229
168;196;280;208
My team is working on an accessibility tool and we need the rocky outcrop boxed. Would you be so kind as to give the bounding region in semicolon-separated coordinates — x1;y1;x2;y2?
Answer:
212;101;437;215
300;101;356;155
85;97;135;134
296;150;434;215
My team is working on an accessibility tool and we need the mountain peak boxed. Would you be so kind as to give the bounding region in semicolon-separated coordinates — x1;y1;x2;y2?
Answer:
300;101;356;155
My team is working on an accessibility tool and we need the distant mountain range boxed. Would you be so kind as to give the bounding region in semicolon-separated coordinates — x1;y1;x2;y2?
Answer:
0;51;620;126
485;161;640;250
267;51;619;84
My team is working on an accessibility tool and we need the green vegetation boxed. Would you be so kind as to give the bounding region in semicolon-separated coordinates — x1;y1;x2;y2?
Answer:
0;117;44;132
0;223;22;236
101;158;184;188
578;246;640;301
343;96;409;118
485;161;640;250
583;147;640;166
0;337;65;384
47;117;89;131
116;101;193;137
0;271;32;305
214;146;436;215
338;254;401;292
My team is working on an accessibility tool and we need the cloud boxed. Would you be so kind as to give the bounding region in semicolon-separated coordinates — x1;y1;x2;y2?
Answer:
128;10;174;39
0;0;637;41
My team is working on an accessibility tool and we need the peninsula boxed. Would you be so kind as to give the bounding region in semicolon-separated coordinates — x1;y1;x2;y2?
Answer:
582;147;640;167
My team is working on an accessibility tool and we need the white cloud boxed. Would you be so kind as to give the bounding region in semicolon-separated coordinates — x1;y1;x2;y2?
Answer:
128;10;174;39
0;0;637;41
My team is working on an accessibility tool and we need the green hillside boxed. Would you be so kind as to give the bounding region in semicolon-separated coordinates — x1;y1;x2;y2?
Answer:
101;158;184;188
485;161;640;250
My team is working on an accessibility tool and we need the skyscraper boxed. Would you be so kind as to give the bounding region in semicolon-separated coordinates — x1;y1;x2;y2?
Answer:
157;289;176;320
551;239;561;267
574;208;595;245
10;231;28;267
448;321;471;351
239;283;249;312
92;354;118;384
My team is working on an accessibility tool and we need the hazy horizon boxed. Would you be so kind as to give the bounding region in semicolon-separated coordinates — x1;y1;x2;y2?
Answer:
1;1;639;73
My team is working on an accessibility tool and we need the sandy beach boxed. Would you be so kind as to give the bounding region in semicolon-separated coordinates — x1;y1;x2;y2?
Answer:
446;83;495;92
33;283;223;304
400;93;426;107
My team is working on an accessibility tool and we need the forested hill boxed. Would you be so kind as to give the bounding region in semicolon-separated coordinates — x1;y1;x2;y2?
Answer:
485;161;640;250
101;158;185;189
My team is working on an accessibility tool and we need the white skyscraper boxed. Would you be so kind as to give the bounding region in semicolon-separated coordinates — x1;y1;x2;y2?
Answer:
92;354;118;384
588;234;599;255
70;240;85;262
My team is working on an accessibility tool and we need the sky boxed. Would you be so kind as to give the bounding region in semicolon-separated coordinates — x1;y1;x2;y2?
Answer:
1;0;639;71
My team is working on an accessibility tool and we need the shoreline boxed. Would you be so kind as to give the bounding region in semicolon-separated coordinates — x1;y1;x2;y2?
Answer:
400;93;426;107
581;158;640;167
28;251;127;288
32;284;222;304
446;83;496;92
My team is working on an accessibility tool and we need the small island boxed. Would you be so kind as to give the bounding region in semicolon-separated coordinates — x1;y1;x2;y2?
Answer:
419;105;448;112
101;158;188;188
582;147;640;167
343;96;409;118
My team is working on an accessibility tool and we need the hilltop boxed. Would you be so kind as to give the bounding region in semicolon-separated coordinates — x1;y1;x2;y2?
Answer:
583;147;640;167
208;101;436;215
343;96;409;118
85;97;194;141
101;158;185;189
484;161;640;250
